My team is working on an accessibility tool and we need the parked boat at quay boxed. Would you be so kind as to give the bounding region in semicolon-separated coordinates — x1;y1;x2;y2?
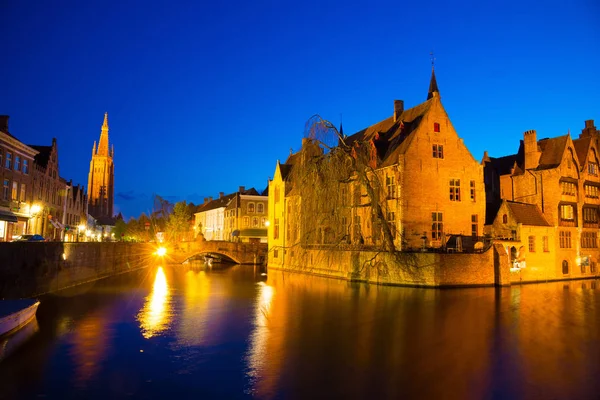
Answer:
0;299;40;338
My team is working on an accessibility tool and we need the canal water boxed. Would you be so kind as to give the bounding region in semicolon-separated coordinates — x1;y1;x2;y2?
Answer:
1;264;599;399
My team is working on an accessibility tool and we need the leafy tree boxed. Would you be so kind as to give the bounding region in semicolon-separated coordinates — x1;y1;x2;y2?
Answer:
166;201;192;242
113;219;127;241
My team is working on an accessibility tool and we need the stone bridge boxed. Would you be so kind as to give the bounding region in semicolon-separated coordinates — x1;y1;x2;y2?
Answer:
165;240;268;265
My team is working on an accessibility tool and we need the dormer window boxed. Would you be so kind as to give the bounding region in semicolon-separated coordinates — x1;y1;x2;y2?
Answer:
434;123;440;133
589;162;598;176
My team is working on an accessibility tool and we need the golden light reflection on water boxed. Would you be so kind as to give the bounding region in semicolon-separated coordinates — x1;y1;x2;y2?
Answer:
246;281;275;382
138;266;172;339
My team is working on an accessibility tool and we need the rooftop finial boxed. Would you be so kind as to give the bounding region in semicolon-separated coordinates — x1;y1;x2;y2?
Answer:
430;51;435;68
427;53;439;100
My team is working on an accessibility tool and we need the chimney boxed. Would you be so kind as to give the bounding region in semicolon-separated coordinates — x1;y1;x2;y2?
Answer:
209;196;213;202
239;186;245;193
0;115;8;132
581;119;597;138
219;192;224;199
523;130;540;170
394;100;404;122
203;197;208;204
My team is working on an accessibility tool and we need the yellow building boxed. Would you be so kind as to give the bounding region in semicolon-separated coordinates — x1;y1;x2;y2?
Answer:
268;69;486;267
224;186;268;243
87;113;114;220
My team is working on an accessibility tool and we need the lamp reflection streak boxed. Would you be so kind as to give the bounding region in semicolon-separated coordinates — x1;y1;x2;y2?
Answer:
138;267;172;339
246;282;275;384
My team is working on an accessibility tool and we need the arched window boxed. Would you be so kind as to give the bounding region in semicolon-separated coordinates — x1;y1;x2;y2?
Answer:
502;214;508;224
562;260;569;275
243;216;249;228
252;217;258;227
248;203;255;213
257;203;264;214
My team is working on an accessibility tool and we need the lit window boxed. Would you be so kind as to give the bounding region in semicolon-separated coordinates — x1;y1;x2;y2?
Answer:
432;144;444;159
243;216;249;228
585;184;599;198
431;212;443;240
252;217;258;227
559;204;576;226
561;181;576;196
11;181;17;200
20;184;25;202
528;235;535;252
449;179;460;201
434;123;440;132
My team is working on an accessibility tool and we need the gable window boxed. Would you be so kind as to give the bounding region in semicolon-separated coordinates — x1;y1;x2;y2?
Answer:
543;236;549;252
502;214;508;224
386;175;396;199
528;235;535;252
248;203;255;213
257;203;264;213
559;204;577;227
470;181;476;201
432;212;443;240
585;184;599;198
432;144;444;159
581;232;598;248
589;162;598;176
561;181;577;196
449;179;461;201
559;231;572;248
5;152;11;169
471;215;478;237
433;122;440;133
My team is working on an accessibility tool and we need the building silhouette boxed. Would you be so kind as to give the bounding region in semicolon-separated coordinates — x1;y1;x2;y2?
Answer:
87;113;114;221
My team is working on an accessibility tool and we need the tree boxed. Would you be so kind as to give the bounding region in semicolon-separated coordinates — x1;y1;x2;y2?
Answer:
166;201;192;242
113;219;127;241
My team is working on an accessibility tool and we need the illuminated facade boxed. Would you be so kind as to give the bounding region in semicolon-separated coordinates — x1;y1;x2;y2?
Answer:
87;113;114;220
484;120;600;280
224;187;268;243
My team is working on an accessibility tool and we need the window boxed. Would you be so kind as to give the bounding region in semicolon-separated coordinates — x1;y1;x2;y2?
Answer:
23;159;28;174
562;260;569;275
591;262;597;274
243;216;249;228
528;235;535;252
386;175;396;199
470;181;476;201
14;156;20;172
581;232;598;248
432;144;444;159
433;122;440;132
471;215;478;237
502;214;508;224
274;185;280;203
449;179;461;201
274;249;279;259
559;204;576;226
585;184;599;198
5;152;11;169
20;184;25;202
274;218;280;239
589;162;598;176
543;236;549;252
559;231;572;248
257;203;264;213
248;203;255;213
252;217;258;227
561;181;577;196
583;207;598;227
2;179;8;200
387;212;396;238
11;181;17;200
432;212;443;240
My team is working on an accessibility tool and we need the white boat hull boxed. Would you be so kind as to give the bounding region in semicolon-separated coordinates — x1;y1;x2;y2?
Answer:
0;299;40;337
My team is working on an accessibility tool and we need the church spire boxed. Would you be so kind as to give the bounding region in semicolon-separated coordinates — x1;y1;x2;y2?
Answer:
427;52;439;100
97;112;110;157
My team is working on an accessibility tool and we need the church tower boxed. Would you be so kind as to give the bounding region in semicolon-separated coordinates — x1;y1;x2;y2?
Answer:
87;113;114;220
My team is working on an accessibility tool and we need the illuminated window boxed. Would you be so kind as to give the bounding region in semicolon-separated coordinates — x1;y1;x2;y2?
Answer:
561;181;576;196
257;203;264;213
589;162;598;176
585;184;599;198
20;184;25;202
559;231;572;248
543;236;549;252
559;204;576;226
386;175;396;199
449;179;460;201
5;152;11;169
432;212;443;240
14;156;20;172
23;159;28;174
432;144;444;159
471;215;478;237
528;235;535;252
470;181;476;201
11;181;17;200
248;203;255;213
434;122;440;132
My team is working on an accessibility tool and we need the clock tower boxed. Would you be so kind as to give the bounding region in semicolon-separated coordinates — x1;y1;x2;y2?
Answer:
87;113;114;220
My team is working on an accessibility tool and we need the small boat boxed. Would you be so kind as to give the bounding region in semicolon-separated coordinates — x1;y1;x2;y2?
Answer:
0;299;40;337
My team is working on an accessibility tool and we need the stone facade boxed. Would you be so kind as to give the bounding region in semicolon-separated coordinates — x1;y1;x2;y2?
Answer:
87;113;114;220
223;186;268;243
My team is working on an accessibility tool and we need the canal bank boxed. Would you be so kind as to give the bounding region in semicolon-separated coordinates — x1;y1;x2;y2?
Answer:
0;242;158;298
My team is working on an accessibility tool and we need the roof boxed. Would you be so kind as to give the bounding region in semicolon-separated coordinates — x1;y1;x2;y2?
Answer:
505;201;551;226
427;67;439;100
487;154;520;176
198;187;261;213
573;136;592;167
30;145;52;168
536;135;569;170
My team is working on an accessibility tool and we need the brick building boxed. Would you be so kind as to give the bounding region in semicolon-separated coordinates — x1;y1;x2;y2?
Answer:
484;120;600;280
268;68;486;267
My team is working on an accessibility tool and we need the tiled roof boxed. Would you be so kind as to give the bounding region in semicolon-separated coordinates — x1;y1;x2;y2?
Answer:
573;136;591;167
536;135;569;170
506;201;551;226
199;187;262;213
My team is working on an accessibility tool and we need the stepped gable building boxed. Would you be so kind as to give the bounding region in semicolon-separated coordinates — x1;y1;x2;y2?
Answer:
87;113;115;222
268;68;486;267
483;119;600;281
0;116;39;241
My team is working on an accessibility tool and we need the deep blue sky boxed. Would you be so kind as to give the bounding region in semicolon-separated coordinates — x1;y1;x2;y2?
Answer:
1;0;598;219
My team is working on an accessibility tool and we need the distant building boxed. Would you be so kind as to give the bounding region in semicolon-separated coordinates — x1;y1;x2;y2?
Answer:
87;113;114;221
0;116;39;241
194;192;236;241
484;120;600;280
224;186;268;243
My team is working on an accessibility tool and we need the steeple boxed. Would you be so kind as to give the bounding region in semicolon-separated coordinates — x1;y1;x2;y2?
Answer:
97;112;110;156
427;66;439;100
92;141;97;155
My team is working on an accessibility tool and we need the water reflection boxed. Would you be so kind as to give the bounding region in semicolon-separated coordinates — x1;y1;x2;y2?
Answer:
138;266;172;338
0;318;39;362
246;281;275;388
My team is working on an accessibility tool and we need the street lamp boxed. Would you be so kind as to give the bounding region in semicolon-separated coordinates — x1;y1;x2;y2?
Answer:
78;224;86;242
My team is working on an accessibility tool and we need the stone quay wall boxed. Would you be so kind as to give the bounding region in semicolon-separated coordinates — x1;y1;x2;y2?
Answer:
268;244;510;288
0;242;156;299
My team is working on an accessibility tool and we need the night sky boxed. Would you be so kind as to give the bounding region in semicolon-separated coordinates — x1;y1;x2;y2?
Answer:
1;1;598;219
